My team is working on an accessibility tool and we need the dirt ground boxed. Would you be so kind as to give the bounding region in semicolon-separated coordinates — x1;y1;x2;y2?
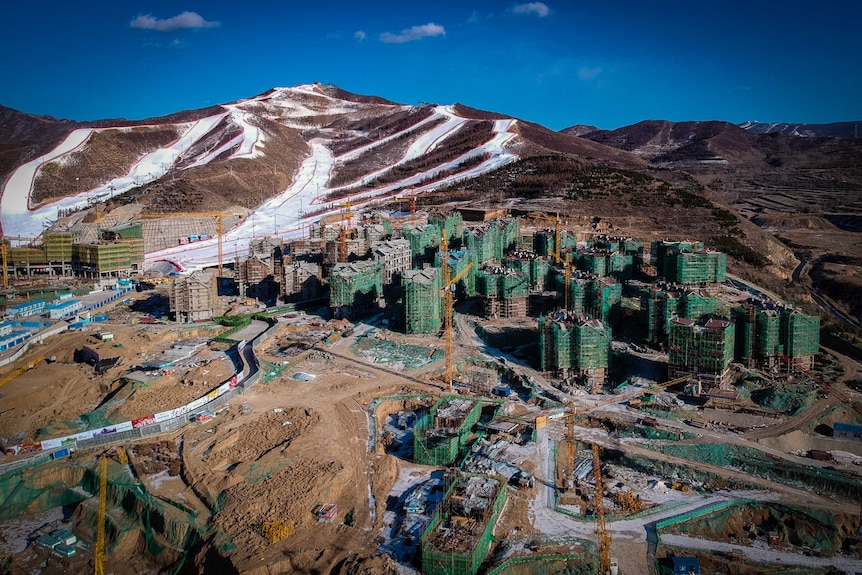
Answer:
0;307;238;445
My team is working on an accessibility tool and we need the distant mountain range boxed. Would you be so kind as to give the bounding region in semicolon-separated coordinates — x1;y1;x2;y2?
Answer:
738;120;862;139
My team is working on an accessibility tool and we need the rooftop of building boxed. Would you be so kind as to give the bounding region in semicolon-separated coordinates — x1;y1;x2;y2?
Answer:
403;267;438;285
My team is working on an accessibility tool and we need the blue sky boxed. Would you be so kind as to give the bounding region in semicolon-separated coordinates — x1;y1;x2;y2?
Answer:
1;1;860;130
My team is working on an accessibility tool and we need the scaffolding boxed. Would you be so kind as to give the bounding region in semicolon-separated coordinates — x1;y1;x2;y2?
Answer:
403;223;441;265
538;311;611;390
651;241;726;284
464;218;520;267
556;273;621;324
642;284;718;344
428;212;464;242
504;252;554;292
169;271;217;323
435;248;476;298
476;267;529;319
413;397;482;466
421;475;508;575
329;261;384;320
668;317;735;385
403;267;443;334
71;239;143;277
732;300;819;370
781;309;820;369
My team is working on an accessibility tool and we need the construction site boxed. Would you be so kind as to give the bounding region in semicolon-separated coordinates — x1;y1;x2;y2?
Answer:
0;201;860;575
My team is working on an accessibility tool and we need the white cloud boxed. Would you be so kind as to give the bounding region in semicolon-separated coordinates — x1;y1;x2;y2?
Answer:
512;2;551;17
130;11;219;32
354;30;366;41
380;23;445;44
577;66;602;81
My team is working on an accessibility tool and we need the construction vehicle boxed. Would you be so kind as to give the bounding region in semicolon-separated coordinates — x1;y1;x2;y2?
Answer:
440;229;474;388
0;356;44;390
138;212;241;276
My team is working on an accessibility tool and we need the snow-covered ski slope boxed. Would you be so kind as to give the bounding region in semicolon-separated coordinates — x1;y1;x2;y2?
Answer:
0;83;520;270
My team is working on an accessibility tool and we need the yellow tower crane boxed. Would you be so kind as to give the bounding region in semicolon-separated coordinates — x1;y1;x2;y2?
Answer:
440;230;474;388
139;212;239;276
94;456;108;575
0;356;44;390
592;443;612;575
337;196;355;263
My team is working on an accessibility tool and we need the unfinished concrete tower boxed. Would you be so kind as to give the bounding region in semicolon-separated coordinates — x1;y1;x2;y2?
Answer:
402;267;442;334
329;261;384;320
668;317;735;386
169;270;217;323
371;239;412;285
476;266;529;319
538;311;612;392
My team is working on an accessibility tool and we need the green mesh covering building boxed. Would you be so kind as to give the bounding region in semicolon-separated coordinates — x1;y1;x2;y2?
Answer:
403;267;442;334
6;232;74;277
476;267;530;318
464;218;520;267
556;273;622;324
403;223;441;265
538;311;611;391
413;397;482;466
434;248;476;298
650;240;726;284
421;475;508;575
71;239;144;277
329;261;384;320
733;301;820;369
428;211;464;242
505;252;555;292
641;284;718;344
668;317;735;385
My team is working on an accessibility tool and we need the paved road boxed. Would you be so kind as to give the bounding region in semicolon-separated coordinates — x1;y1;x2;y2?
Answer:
660;534;862;571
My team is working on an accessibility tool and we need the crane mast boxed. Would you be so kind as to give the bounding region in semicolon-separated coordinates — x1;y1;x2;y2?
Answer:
94;457;108;575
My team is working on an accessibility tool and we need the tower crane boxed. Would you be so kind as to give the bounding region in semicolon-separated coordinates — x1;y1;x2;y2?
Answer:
94;457;108;575
138;212;239;276
440;229;474;388
338;196;354;263
593;443;612;575
562;375;691;572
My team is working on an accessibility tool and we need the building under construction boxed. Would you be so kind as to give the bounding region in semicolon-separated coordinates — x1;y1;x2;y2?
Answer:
413;397;482;466
371;239;412;285
475;267;529;319
169;270;218;323
329;261;384;320
668;317;735;386
733;300;820;370
505;251;554;292
651;240;726;285
282;261;321;301
434;248;475;298
402;267;442;334
556;272;621;324
428;211;464;242
421;475;508;575
538;311;611;391
641;283;719;344
464;218;520;267
4;224;144;279
403;223;441;266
